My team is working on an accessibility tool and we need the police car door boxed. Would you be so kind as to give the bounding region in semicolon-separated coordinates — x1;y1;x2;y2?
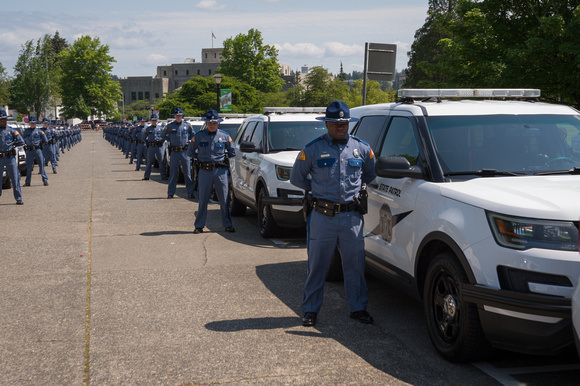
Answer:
233;120;258;202
364;113;421;280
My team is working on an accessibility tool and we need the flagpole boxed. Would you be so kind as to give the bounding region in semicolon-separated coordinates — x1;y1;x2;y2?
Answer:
212;31;214;49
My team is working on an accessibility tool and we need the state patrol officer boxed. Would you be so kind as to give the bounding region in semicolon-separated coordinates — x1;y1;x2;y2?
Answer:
42;118;57;174
133;117;147;171
187;110;235;233
0;109;25;204
23;116;48;186
290;101;376;327
142;113;167;181
164;107;195;199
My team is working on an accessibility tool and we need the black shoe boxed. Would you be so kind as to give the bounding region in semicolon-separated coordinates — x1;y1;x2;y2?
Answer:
193;228;204;234
188;194;195;199
302;312;317;327
135;168;140;171
142;177;149;180
53;170;57;174
24;183;30;186
16;200;23;205
224;226;235;233
167;195;174;199
161;177;168;180
43;181;48;186
350;310;373;324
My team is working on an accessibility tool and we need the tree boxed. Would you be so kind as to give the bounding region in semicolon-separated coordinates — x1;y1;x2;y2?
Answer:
10;34;62;118
219;28;284;93
301;66;349;107
0;61;9;106
59;35;121;120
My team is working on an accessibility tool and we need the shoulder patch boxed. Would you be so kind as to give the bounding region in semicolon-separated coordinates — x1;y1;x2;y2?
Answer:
304;135;324;148
297;150;306;161
370;149;375;159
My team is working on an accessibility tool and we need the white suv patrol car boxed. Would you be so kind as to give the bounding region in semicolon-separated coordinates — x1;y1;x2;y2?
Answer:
345;89;580;362
229;108;327;237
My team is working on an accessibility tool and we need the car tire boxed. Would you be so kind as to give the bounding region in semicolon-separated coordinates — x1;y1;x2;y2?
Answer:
229;182;246;216
325;246;344;282
257;188;280;238
423;251;491;363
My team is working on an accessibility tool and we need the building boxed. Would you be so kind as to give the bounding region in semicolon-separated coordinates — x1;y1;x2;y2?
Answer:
118;48;224;108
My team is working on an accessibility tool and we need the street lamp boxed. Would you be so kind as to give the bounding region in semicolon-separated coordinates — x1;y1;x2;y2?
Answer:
213;74;223;112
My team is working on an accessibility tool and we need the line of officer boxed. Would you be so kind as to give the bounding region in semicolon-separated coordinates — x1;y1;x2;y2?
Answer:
0;109;25;204
290;101;377;327
187;110;235;233
164;107;195;199
22;117;48;187
142;113;167;181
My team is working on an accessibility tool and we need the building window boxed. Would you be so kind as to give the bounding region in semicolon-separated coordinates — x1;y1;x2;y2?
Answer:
131;92;137;101
214;53;217;59
138;91;143;100
205;53;208;59
197;69;200;75
155;93;160;99
145;92;150;100
175;70;178;76
209;69;212;75
163;70;166;76
186;70;189;76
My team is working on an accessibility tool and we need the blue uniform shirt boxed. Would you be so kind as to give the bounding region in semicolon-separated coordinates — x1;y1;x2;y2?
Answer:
43;125;54;142
0;125;25;152
134;124;146;141
290;133;376;204
145;124;164;143
23;127;48;147
187;129;235;162
164;120;193;147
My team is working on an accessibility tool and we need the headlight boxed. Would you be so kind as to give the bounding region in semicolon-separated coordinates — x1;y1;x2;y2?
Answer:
275;165;292;181
486;211;578;251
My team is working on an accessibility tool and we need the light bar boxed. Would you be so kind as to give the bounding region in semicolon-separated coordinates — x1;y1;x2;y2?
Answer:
398;89;541;98
263;107;326;114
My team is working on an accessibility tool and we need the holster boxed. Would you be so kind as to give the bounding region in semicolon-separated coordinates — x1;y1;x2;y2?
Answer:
354;183;368;215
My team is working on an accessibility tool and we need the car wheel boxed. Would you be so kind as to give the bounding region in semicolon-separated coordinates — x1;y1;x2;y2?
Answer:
423;251;491;363
257;188;280;238
325;246;344;282
229;182;246;216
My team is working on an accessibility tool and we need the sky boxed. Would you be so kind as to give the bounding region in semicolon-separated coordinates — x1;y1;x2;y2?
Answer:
1;0;430;79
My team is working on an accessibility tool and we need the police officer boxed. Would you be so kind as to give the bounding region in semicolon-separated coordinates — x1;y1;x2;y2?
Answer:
0;109;25;204
133;117;147;171
164;107;195;199
23;117;48;186
142;113;167;180
187;110;235;233
290;101;376;327
42;118;57;174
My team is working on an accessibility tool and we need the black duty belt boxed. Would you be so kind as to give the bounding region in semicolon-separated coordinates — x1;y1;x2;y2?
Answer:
170;146;187;152
25;145;42;151
0;150;15;158
199;161;227;171
313;199;356;216
135;140;145;144
148;140;164;147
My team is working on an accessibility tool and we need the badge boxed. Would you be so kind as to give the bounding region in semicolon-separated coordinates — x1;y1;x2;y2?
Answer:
218;138;223;143
353;149;360;158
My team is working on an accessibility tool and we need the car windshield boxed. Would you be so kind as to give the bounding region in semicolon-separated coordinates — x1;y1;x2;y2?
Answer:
427;114;580;175
267;121;327;151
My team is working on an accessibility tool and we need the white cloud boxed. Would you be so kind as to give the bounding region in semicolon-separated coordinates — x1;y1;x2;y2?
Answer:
146;54;168;64
323;42;364;57
195;0;226;11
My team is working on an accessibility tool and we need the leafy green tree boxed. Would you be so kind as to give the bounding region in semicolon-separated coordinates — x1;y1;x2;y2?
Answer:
302;66;349;107
10;35;62;118
0;61;10;106
124;100;154;121
219;28;284;93
59;35;121;120
345;79;396;107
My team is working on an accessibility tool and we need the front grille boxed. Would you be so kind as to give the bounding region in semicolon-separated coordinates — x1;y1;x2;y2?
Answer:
497;266;572;294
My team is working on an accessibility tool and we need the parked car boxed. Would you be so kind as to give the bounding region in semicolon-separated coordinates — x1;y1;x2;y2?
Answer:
335;88;580;363
573;278;580;359
229;110;327;237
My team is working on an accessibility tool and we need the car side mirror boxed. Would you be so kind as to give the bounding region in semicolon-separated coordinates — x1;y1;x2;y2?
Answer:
240;141;263;153
376;156;424;179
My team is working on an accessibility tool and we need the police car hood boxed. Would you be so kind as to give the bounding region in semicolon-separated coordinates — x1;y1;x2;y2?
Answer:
440;175;580;220
263;150;300;167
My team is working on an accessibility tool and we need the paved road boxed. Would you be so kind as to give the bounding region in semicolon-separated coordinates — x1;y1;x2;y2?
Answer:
1;131;578;385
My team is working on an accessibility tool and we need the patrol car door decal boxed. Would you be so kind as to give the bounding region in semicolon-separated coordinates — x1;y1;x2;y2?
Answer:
368;203;412;243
